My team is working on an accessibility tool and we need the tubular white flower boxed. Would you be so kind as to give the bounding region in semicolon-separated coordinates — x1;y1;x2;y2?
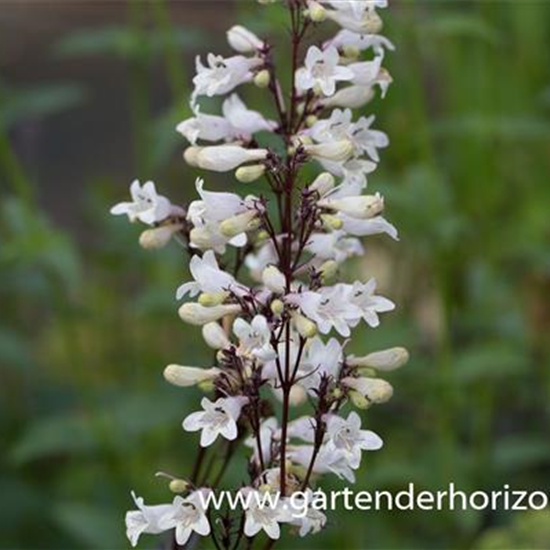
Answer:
139;224;181;250
348;347;410;371
309;172;335;195
163;365;221;388
240;487;293;539
202;322;231;350
220;210;260;238
318;193;384;219
227;25;265;53
196;145;268;172
341;376;394;404
321;84;374;109
125;492;174;547
325;7;383;34
178;303;241;326
233;315;277;362
304;140;354;162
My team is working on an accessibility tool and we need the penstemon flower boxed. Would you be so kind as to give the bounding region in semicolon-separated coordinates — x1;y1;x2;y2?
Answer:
113;0;409;547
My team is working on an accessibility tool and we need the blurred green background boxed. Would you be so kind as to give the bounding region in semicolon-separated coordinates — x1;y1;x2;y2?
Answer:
1;1;550;549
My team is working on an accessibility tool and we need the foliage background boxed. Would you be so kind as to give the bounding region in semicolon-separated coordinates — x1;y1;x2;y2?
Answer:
1;1;549;548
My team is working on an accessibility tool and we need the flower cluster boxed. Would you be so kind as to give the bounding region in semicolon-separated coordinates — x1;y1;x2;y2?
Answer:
112;0;408;547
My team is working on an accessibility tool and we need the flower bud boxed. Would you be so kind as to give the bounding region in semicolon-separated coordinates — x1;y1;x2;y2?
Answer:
289;384;308;406
321;213;343;231
178;303;241;326
198;379;216;392
322;85;374;109
202;322;231;350
220;210;259;238
331;387;343;400
291;313;318;339
139;224;181;250
305;115;318;128
227;25;264;53
163;364;221;387
254;69;271;88
169;479;189;493
256;230;270;242
343;45;361;60
236;164;266;183
349;390;371;410
262;265;286;293
307;0;326;22
342;376;394;404
183;146;202;166
309;172;335;195
198;291;228;307
270;299;285;316
318;193;384;219
197;146;268;172
347;347;410;372
319;260;338;282
304;140;354;162
189;226;216;250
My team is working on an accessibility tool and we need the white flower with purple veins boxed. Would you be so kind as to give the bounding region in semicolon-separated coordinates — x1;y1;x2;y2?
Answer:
110;180;175;225
233;315;277;362
288;489;327;537
125;492;174;547
159;491;212;546
346;278;395;328
306;231;364;263
183;396;248;447
290;285;362;337
324;411;383;468
176;250;245;301
241;488;292;540
296;46;354;96
192;53;260;99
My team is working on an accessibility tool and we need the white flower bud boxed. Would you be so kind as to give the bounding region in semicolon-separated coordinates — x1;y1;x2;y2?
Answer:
254;69;271;88
139;224;181;250
220;210;259;238
189;226;216;250
198;291;229;307
305;115;318;128
307;0;326;22
342;376;394;404
183;146;203;166
202;322;231;350
291;312;318;339
163;364;221;387
347;347;410;371
343;45;361;60
227;25;264;53
169;479;189;494
289;384;308;406
319;260;338;281
320;213;344;231
318;193;384;219
322;85;374;109
304;140;354;162
197;146;268;172
348;390;371;410
178;303;241;326
262;265;286;293
270;299;285;316
309;172;335;195
235;164;266;183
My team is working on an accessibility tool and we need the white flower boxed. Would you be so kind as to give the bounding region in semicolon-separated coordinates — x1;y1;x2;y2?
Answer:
339;213;399;240
298;337;343;391
176;250;245;300
322;1;386;33
347;278;395;328
329;29;395;55
321;84;374;109
177;94;276;145
227;25;265;53
295;46;353;96
324;411;383;468
245;417;279;465
159;491;212;546
183;396;248;447
163;364;221;388
110;180;174;225
195;145;268;172
192;53;260;99
178;303;241;326
125;492;173;547
347;346;409;371
348;56;392;97
202;322;231;350
261;265;286;293
241;488;292;539
341;376;394;404
288;445;357;482
234;315;277;362
288;489;327;537
305;231;364;263
318;193;384;219
289;285;361;337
